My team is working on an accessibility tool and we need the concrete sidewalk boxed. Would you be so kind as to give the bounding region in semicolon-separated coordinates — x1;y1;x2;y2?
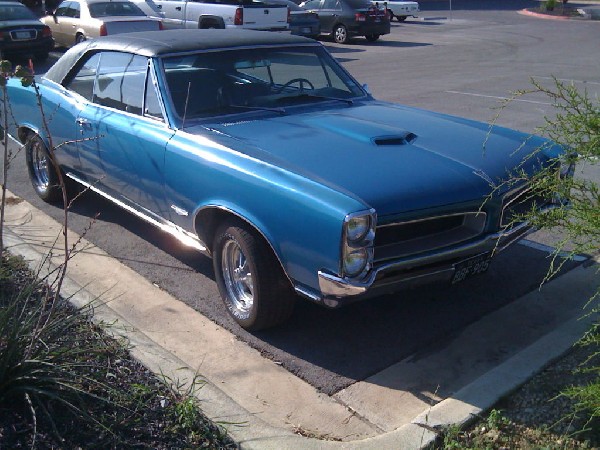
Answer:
4;190;599;449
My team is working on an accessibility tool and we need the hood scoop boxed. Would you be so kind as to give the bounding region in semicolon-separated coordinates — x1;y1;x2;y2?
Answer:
373;132;417;146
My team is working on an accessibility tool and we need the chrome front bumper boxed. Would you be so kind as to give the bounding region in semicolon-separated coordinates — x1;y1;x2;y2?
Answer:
317;221;533;304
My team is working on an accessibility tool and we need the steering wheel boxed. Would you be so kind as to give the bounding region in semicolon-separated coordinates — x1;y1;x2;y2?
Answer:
275;78;315;93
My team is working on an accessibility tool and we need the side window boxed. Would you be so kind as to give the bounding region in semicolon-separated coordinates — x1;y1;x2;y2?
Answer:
144;72;164;121
302;0;320;9
67;52;100;101
68;2;80;18
55;1;72;16
322;0;337;9
94;52;149;115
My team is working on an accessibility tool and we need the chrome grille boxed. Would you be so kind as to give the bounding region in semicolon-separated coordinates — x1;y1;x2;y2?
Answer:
374;212;487;263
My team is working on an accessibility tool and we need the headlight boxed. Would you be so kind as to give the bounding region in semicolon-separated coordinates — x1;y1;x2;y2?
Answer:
341;210;376;278
343;248;369;277
346;215;371;242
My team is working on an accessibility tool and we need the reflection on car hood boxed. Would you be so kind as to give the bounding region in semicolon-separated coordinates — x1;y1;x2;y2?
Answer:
202;101;551;217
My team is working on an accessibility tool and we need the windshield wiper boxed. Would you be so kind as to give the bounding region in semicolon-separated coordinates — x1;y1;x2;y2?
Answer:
277;93;354;106
228;104;286;115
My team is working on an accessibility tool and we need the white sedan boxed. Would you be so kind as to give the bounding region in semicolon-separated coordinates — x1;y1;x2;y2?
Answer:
43;0;162;48
375;0;419;21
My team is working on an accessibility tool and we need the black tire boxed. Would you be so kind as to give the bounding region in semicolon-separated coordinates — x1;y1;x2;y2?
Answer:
365;34;380;42
397;15;407;22
212;221;295;331
75;34;86;44
333;24;349;44
25;134;62;203
388;10;394;21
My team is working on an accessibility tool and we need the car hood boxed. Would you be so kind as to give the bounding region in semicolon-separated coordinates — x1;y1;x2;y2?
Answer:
200;101;550;217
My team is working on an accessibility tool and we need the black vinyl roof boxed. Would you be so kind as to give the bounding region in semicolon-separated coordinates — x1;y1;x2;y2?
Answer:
45;29;315;84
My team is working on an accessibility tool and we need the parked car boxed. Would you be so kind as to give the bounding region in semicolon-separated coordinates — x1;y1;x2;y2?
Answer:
376;0;418;22
42;0;162;48
0;1;54;61
300;0;389;44
266;0;320;38
3;30;568;330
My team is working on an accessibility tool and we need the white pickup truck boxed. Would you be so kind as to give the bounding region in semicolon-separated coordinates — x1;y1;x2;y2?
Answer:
153;0;289;31
375;0;419;22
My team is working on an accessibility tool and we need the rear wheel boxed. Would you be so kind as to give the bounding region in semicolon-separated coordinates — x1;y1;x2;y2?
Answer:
75;33;86;44
365;34;380;42
212;221;295;331
25;134;62;203
333;24;349;44
397;15;407;22
388;10;394;21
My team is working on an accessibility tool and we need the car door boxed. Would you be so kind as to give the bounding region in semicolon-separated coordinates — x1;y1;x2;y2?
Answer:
317;0;341;33
153;0;186;29
52;1;81;47
75;51;175;216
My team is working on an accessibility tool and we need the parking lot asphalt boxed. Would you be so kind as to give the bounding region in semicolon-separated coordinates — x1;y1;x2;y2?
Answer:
4;195;599;450
5;2;600;448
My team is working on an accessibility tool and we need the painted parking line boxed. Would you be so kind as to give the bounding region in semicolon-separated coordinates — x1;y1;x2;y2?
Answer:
445;90;552;105
518;239;588;262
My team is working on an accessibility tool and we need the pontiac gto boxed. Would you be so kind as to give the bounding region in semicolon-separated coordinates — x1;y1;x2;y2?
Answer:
2;30;568;330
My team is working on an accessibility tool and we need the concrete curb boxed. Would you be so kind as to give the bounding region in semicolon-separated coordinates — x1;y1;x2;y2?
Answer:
518;7;600;20
3;191;599;449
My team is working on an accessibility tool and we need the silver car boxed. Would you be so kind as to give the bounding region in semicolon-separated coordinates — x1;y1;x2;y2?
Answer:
43;0;162;48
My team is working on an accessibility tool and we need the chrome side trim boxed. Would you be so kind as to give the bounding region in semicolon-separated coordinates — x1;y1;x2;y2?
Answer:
66;173;209;254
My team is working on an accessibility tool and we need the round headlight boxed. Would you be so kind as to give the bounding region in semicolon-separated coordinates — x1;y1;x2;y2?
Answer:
346;216;370;242
343;248;368;277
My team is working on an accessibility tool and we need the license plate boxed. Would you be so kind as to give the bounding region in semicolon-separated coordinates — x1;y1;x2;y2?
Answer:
451;253;491;284
14;31;32;40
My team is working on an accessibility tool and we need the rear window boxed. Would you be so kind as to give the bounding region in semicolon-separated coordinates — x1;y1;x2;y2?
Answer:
0;4;38;20
89;1;146;17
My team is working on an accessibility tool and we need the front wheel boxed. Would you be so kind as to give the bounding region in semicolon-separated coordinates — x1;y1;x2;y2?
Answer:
333;24;349;44
212;221;295;331
25;134;62;202
365;34;380;42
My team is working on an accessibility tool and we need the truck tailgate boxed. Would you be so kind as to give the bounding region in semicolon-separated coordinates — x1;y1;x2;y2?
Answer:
239;4;288;30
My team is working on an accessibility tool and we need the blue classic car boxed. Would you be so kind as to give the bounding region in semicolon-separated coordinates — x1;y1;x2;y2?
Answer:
3;30;567;330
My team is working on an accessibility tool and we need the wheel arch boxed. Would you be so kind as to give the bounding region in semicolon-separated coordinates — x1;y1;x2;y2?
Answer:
194;205;292;283
17;125;41;144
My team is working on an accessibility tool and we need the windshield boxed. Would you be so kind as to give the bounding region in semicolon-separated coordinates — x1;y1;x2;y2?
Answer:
161;45;365;120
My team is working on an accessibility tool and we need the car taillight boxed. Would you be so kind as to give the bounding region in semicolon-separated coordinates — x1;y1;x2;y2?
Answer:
158;21;164;30
41;26;52;38
99;24;107;36
234;7;243;25
287;6;291;23
355;12;366;22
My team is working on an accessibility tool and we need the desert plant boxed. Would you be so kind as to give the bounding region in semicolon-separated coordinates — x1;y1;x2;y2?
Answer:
498;77;599;433
545;0;557;11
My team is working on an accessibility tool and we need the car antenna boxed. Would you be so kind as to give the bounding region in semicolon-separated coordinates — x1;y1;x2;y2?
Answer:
182;81;191;128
